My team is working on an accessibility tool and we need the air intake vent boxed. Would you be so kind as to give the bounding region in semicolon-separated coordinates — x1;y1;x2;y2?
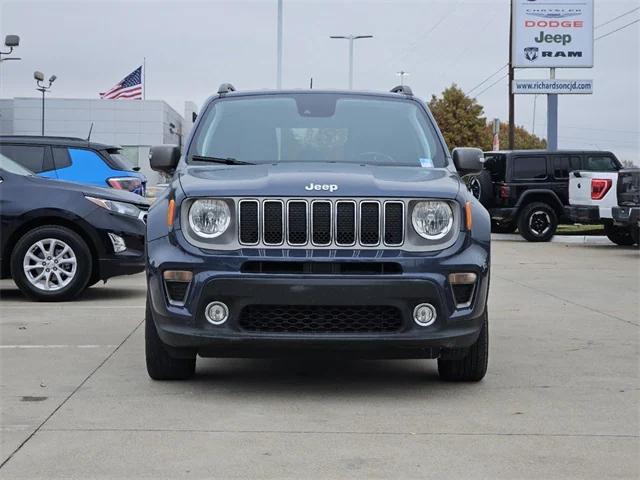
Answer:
360;202;380;245
263;201;284;245
336;201;356;246
384;202;404;245
312;201;332;245
287;201;308;245
239;200;259;244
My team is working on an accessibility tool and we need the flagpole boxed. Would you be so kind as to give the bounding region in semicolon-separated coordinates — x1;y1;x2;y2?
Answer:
142;57;146;100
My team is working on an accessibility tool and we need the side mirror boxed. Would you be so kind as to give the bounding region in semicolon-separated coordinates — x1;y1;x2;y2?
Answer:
452;147;484;176
149;145;180;173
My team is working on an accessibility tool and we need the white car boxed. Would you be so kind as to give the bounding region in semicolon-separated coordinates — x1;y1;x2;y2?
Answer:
568;170;636;245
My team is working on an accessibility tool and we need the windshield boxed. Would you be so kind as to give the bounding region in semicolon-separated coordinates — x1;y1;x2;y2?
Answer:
188;94;447;167
0;153;34;176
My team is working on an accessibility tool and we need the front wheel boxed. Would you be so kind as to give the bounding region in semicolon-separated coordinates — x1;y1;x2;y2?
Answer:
517;202;558;242
438;309;488;382
145;296;196;380
10;226;92;301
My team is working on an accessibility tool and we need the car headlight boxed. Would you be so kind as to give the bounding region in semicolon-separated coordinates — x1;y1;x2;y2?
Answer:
188;199;231;238
411;201;454;240
85;196;141;218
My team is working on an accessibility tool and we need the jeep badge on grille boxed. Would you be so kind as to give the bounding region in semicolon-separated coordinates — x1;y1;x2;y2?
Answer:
304;183;338;192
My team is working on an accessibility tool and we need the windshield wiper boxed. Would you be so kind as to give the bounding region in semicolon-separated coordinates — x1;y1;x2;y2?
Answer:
190;155;254;165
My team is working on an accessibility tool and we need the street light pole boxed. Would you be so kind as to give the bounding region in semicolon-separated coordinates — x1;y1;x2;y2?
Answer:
0;35;21;95
329;34;373;89
34;71;56;136
276;0;283;89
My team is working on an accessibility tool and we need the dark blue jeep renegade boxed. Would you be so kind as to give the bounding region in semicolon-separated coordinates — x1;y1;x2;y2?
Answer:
145;84;490;381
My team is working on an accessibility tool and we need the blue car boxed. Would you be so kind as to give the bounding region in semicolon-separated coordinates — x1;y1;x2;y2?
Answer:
0;136;146;195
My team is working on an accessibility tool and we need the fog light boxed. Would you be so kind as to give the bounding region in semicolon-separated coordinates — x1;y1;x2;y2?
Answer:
413;303;437;327
108;233;126;253
205;301;229;325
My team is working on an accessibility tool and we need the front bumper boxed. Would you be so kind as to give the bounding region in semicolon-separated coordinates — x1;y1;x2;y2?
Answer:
565;205;601;224
612;206;640;227
147;232;490;359
85;207;146;281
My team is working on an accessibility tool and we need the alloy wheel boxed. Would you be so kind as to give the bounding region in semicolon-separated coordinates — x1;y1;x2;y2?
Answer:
22;238;77;291
529;211;551;236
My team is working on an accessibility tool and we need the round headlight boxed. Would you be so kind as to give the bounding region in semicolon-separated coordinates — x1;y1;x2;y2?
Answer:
189;199;231;238
411;201;454;240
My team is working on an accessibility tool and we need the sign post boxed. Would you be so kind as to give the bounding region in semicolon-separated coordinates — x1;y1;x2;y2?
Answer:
511;0;594;151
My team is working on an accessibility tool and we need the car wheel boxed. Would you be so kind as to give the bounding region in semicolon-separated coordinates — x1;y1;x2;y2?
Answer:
438;308;488;382
517;202;558;242
10;226;92;301
491;220;517;234
631;225;639;247
604;223;636;246
465;170;493;208
145;296;196;380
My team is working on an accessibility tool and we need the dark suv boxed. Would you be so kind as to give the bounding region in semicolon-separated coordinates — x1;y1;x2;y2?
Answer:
144;84;491;382
612;169;640;246
469;150;622;241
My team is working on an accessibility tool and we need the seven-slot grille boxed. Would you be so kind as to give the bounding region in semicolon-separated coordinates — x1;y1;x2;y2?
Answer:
239;199;405;247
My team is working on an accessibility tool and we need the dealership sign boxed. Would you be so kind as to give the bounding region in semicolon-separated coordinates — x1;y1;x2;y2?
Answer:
512;0;594;68
513;79;593;94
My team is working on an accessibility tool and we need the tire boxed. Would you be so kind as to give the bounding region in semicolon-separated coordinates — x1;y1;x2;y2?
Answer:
517;202;558;242
10;226;92;301
438;309;488;382
631;226;639;247
491;220;517;234
465;170;494;208
604;223;635;246
145;296;196;380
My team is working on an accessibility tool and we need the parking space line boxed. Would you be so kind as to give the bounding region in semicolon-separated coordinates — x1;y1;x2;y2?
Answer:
0;345;118;349
0;318;144;470
37;427;640;439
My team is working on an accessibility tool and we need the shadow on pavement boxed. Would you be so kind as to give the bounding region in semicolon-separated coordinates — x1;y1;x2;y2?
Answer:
187;356;452;396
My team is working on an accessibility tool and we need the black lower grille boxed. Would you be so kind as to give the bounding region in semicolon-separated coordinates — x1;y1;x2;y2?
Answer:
239;305;403;333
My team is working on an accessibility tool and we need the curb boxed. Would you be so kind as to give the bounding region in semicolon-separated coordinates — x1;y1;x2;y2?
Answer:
491;234;613;245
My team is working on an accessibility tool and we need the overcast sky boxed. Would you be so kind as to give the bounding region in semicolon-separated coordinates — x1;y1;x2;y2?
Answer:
1;0;638;161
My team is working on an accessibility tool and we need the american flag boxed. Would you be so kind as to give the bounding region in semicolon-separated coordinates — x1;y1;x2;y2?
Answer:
100;66;143;100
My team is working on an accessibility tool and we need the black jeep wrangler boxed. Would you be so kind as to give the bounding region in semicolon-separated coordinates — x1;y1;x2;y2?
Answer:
468;150;622;241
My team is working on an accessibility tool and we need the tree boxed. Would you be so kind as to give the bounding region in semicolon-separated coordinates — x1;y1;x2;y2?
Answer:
428;84;487;150
429;83;547;151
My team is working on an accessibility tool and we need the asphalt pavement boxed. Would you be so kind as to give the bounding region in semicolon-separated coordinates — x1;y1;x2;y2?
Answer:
0;241;638;479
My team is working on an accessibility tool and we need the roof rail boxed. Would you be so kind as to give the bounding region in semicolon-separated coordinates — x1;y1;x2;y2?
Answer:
218;83;236;95
390;85;413;96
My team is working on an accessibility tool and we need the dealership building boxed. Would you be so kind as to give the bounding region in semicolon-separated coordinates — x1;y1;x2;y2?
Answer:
0;97;197;184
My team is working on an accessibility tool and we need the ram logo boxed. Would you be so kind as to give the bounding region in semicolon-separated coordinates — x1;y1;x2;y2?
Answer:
304;183;339;192
524;47;539;61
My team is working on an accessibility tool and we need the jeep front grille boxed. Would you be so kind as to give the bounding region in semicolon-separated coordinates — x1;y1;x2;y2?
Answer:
238;199;405;248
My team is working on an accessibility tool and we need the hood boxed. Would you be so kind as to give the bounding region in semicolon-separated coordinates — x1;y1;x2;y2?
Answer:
25;175;150;207
178;162;461;199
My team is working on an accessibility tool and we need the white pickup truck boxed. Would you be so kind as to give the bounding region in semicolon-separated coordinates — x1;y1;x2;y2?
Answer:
568;170;636;245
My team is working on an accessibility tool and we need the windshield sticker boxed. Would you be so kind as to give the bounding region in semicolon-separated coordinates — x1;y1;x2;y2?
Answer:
419;158;434;168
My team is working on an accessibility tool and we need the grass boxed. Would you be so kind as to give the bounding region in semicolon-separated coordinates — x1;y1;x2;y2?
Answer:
556;224;605;236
